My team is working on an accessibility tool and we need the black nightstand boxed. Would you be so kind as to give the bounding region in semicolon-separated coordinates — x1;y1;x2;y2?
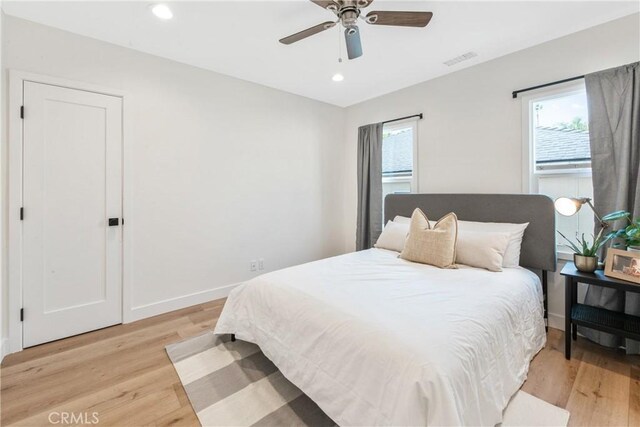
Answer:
560;261;640;360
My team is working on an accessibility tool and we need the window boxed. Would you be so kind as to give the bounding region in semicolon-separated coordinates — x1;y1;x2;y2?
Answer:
522;84;594;257
382;121;418;206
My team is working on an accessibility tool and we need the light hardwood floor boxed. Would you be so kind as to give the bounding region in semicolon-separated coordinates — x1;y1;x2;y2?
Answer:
1;298;638;426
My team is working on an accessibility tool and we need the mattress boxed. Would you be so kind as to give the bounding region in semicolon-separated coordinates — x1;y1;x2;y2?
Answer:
214;248;546;426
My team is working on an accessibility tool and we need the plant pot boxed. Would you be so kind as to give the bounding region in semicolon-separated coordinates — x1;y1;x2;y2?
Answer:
627;246;640;253
574;254;598;273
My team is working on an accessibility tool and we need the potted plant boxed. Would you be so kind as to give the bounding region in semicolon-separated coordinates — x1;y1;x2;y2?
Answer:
557;228;612;273
602;210;640;252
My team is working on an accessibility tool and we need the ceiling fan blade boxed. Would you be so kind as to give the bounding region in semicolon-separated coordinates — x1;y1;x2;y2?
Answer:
309;0;340;12
365;11;433;27
344;26;363;60
279;21;337;45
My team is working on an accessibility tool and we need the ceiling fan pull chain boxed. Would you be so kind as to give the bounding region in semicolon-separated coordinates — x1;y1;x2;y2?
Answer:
338;25;343;63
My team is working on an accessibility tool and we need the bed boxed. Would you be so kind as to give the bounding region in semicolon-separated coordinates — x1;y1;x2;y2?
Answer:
214;194;557;426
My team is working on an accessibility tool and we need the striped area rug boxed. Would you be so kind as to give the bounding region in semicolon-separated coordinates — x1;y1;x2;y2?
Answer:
166;332;335;426
166;332;569;427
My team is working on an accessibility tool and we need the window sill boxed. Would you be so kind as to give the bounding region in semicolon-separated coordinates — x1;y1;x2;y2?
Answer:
557;250;574;262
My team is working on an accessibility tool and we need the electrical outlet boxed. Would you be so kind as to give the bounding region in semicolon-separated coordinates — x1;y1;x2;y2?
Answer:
258;258;264;270
250;260;257;271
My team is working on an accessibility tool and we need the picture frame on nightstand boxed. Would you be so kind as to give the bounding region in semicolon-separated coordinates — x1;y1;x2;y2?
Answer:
604;248;640;284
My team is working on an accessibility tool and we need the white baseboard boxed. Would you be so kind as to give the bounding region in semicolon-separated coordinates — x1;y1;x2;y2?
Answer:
125;283;240;323
548;312;565;331
1;338;10;362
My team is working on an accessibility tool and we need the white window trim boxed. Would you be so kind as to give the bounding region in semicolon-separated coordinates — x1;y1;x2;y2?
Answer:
383;119;419;193
521;81;589;193
520;81;590;261
382;176;412;184
536;162;591;174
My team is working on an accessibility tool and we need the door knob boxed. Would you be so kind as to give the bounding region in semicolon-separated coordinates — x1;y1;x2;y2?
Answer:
108;218;120;226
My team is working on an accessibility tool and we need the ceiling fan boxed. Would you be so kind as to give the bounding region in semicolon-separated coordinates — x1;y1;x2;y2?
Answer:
279;0;433;60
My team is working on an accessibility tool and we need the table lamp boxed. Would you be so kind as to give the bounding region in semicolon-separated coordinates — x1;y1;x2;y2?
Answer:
554;197;607;229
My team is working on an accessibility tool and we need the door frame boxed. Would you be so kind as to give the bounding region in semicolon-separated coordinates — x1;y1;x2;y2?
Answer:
7;70;132;354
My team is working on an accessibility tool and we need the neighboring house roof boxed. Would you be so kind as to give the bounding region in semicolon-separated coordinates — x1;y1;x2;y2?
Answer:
382;129;413;175
535;126;590;164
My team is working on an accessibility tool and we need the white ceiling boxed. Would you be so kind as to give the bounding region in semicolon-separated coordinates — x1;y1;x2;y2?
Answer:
3;1;639;107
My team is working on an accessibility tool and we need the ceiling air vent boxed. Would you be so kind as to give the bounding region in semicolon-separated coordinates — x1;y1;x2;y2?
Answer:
443;51;478;67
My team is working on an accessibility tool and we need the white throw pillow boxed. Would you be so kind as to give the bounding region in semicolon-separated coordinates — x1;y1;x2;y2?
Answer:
455;231;510;272
374;221;410;252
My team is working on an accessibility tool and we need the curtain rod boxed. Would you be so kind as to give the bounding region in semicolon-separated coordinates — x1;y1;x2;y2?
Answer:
383;113;423;125
512;75;584;99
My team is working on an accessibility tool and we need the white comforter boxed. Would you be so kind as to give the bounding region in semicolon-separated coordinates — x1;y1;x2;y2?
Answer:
214;249;546;426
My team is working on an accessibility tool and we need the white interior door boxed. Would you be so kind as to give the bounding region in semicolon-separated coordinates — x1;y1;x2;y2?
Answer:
22;81;123;347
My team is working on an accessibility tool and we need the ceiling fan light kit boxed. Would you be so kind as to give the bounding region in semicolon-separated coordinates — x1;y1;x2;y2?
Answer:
279;0;433;60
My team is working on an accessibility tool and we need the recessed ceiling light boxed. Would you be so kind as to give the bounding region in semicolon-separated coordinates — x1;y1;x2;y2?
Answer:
151;4;173;20
332;73;344;82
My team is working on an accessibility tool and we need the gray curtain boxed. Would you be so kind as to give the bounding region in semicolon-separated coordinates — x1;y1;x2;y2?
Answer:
581;61;640;353
356;123;384;250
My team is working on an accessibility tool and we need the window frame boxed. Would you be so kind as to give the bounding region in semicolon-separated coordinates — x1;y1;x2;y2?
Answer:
520;82;592;260
382;119;419;193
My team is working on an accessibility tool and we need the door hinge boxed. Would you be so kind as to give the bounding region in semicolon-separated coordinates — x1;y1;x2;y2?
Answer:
20;207;24;220
20;308;24;322
122;218;125;225
20;106;24;119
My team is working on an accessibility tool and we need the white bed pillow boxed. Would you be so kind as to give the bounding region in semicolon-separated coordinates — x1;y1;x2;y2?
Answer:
393;215;527;268
374;221;410;252
393;215;411;225
456;221;528;268
455;231;510;272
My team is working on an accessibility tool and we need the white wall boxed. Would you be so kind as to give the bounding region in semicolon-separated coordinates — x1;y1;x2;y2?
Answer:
342;13;640;328
1;15;346;350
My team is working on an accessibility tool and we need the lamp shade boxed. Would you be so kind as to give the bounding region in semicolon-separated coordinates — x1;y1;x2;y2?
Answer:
554;197;583;216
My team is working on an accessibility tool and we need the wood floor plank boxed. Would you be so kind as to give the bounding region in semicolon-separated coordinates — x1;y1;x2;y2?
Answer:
187;306;223;325
521;328;583;408
1;304;204;368
9;365;180;426
2;298;639;427
629;364;640;427
173;382;192;409
153;404;201;427
565;349;631;426
1;316;191;385
96;386;182;426
2;327;179;392
2;332;182;425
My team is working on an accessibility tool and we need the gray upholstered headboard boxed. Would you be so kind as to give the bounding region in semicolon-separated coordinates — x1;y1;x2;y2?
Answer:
384;193;557;272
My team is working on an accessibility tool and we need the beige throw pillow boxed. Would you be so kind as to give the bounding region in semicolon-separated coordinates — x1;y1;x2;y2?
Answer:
400;209;458;268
